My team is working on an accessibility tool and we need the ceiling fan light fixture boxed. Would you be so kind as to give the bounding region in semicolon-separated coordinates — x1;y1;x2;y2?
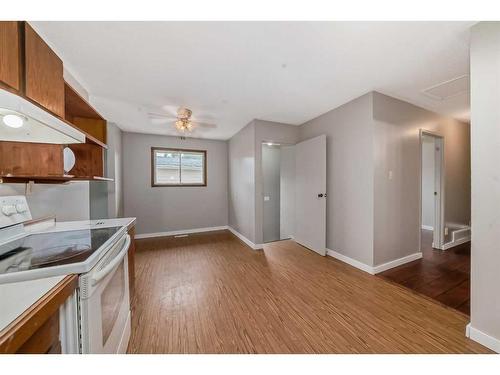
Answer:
150;106;211;134
175;118;192;132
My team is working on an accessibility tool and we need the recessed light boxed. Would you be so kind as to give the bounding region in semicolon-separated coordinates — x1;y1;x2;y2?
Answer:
2;114;25;128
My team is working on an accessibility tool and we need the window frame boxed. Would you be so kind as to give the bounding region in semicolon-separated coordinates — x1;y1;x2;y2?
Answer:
151;147;207;187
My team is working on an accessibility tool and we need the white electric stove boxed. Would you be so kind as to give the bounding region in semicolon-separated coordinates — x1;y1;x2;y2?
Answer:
0;195;133;354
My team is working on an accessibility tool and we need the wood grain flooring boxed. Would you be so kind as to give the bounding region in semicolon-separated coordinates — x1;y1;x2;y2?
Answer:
128;230;489;353
379;230;470;315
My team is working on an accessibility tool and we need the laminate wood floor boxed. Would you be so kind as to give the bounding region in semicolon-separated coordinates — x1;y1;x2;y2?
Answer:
128;230;488;354
379;230;470;315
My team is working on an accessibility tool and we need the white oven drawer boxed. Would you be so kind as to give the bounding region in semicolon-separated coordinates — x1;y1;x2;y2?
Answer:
78;233;131;354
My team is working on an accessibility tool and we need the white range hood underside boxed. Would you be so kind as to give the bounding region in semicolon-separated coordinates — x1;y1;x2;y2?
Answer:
0;89;85;144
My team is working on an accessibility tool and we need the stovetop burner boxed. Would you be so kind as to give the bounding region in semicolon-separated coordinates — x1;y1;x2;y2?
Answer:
31;243;93;267
0;227;120;275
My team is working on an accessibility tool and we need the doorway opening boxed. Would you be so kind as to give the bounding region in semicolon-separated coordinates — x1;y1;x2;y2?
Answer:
261;142;295;243
380;129;471;315
261;135;326;255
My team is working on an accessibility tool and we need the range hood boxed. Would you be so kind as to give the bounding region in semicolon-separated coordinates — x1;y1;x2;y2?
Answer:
0;89;85;144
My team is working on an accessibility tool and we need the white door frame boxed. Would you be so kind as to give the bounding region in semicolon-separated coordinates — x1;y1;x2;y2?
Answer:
419;129;445;250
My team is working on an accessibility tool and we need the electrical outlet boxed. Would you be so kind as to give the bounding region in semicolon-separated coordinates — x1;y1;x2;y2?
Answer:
444;227;449;236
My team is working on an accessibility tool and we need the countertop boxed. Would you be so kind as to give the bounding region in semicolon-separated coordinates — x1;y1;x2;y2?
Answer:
26;217;136;233
0;275;65;332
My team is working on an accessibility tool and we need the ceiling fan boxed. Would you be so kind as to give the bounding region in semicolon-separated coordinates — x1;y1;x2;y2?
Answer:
148;106;216;134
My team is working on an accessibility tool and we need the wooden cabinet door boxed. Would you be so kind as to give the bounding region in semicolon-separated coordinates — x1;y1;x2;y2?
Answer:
17;311;61;354
0;141;64;177
24;23;65;118
0;21;21;91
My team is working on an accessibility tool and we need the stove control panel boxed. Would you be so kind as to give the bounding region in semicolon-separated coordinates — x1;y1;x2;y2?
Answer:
0;196;32;229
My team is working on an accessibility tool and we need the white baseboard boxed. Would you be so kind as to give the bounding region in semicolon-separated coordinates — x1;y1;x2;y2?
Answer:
466;323;500;353
227;226;263;250
326;249;375;275
135;226;228;239
441;235;471;250
421;225;434;231
326;249;422;275
372;252;423;274
135;225;264;251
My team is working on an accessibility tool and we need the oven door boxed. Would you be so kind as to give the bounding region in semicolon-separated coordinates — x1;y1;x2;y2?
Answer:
78;233;131;354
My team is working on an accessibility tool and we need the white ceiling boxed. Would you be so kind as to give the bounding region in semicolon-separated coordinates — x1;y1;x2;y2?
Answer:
31;21;474;140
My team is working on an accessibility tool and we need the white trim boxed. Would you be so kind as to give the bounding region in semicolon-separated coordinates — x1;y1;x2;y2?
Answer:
421;225;434;231
372;252;423;274
326;249;422;275
466;323;500;353
326;249;375;275
227;226;263;250
441;227;471;250
419;129;446;252
135;225;264;251
135;226;228;239
441;235;471;250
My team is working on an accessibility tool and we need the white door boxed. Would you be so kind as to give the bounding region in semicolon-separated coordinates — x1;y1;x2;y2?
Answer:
294;135;327;255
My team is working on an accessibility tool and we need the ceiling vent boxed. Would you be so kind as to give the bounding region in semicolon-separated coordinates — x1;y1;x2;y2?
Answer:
421;75;469;101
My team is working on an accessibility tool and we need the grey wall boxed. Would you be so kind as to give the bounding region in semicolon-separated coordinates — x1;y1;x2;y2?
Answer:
88;122;124;220
262;145;281;243
299;93;375;266
280;145;295;239
372;92;471;265
0;182;90;221
89;181;109;219
228;121;256;242
123;132;228;235
228;119;299;244
421;135;435;229
106;122;124;218
254;120;299;244
470;22;500;347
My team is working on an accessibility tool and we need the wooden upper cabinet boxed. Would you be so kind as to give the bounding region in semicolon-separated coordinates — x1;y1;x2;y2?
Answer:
24;23;65;118
64;82;107;144
0;21;21;91
0;141;64;177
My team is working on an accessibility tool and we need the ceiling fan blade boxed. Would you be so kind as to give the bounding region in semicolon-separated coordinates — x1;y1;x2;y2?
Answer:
160;105;181;117
150;118;174;125
192;121;217;129
148;112;177;120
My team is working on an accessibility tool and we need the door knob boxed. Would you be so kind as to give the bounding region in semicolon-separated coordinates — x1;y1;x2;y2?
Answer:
318;193;324;198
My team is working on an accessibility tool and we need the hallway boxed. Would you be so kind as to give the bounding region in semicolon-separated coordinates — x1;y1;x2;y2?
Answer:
379;229;470;315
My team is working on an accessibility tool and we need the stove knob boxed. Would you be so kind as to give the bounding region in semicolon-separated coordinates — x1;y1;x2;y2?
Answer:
16;203;27;213
2;205;17;216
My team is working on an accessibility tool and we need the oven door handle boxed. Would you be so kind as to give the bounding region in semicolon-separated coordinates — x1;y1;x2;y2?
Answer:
91;234;131;286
